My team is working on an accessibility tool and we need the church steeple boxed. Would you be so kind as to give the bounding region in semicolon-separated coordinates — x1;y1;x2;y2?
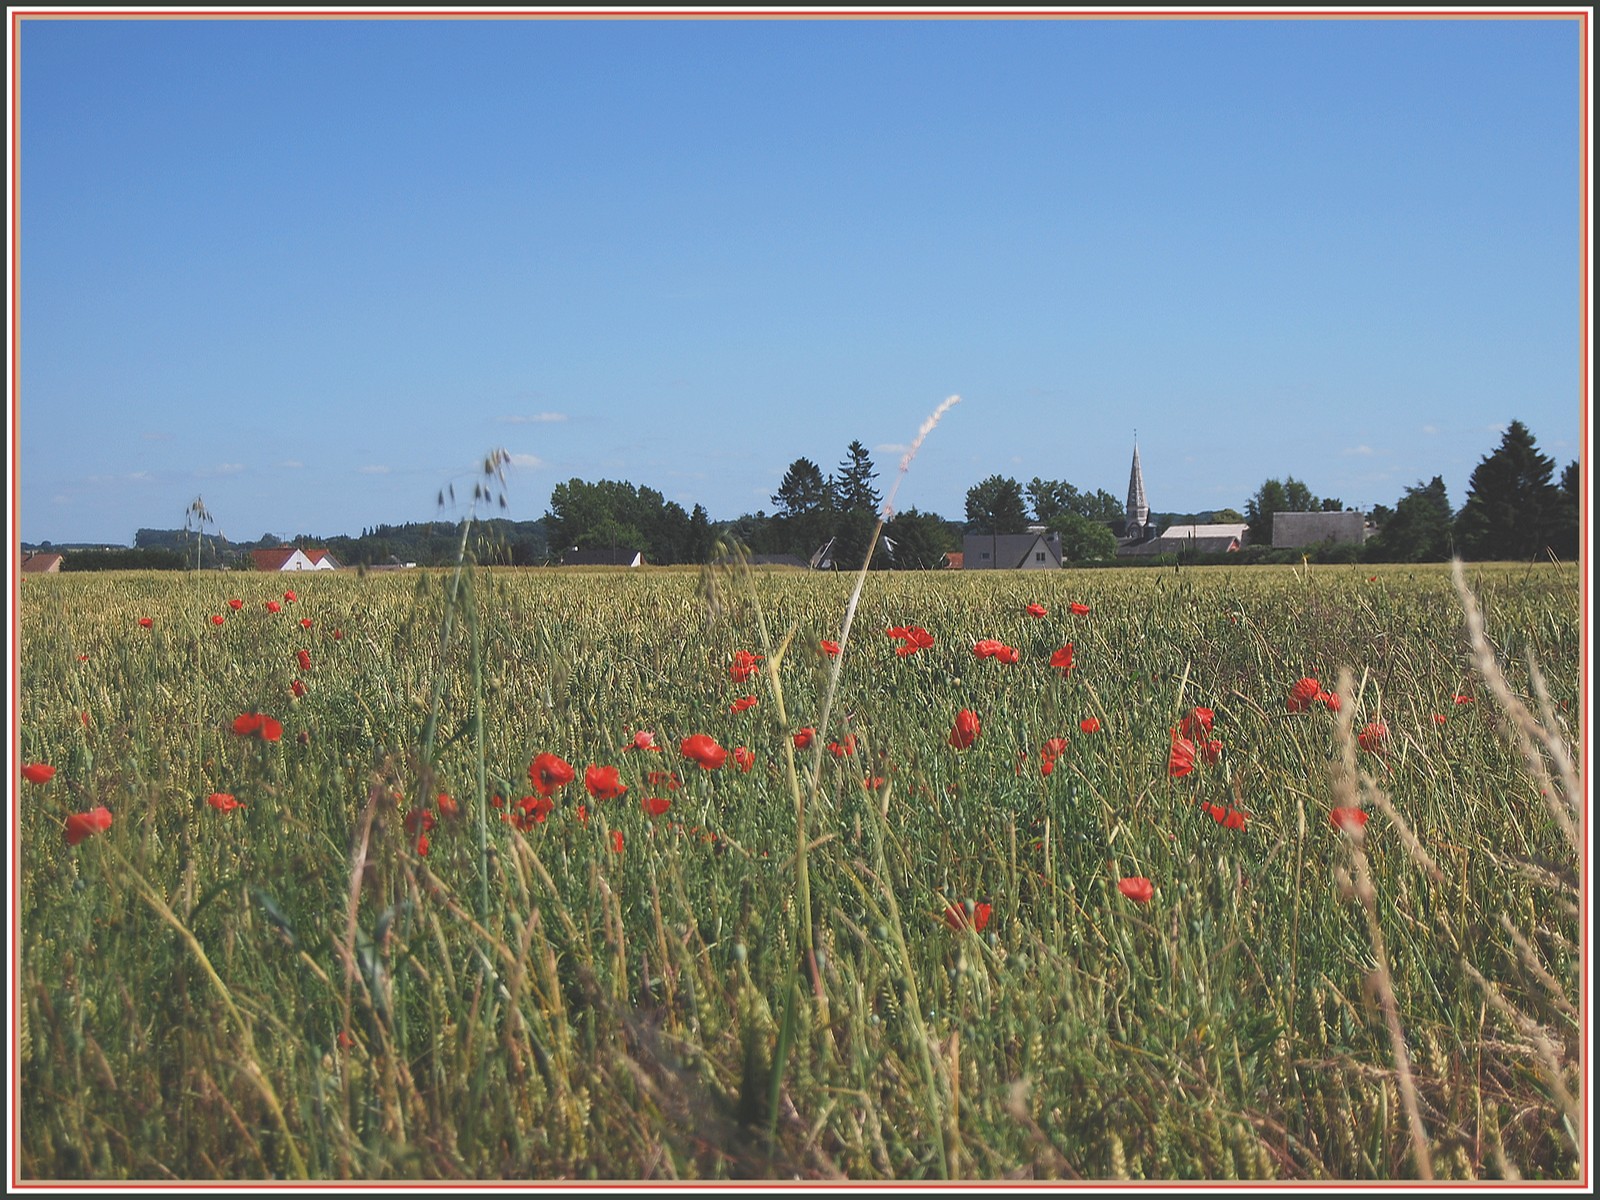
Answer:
1125;439;1149;539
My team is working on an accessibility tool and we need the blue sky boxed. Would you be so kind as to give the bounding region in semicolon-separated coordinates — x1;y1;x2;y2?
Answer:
11;10;1587;546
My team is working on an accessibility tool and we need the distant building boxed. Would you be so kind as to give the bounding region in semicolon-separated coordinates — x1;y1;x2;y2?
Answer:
943;551;964;570
1272;511;1367;549
962;530;1063;570
20;552;63;574
1121;522;1248;558
564;548;645;567
251;547;342;571
1123;442;1152;541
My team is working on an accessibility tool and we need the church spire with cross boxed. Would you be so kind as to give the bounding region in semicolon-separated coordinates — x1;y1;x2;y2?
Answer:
1124;436;1150;540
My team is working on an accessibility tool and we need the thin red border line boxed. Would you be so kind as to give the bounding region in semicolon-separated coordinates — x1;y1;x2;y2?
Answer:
4;7;1597;16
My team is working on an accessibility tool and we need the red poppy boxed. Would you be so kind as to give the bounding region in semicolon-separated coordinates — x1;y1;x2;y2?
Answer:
1203;802;1247;830
948;709;981;750
1200;738;1223;765
793;727;815;749
78;653;89;662
1069;602;1091;616
1318;690;1342;713
732;746;755;772
1453;694;1474;705
1025;603;1047;618
1039;756;1056;777
820;639;841;657
827;734;857;758
1433;713;1448;726
1286;677;1322;713
296;649;311;672
730;650;763;683
529;752;576;797
1357;722;1389;754
283;590;297;602
861;774;885;790
206;792;244;813
888;625;935;656
138;616;153;628
332;629;344;641
626;730;662;752
415;833;430;857
1178;707;1214;740
1367;575;1378;582
1080;717;1102;734
437;791;459;819
1330;807;1369;834
942;901;992;932
404;809;436;837
231;712;283;741
611;830;625;853
1167;735;1196;778
64;806;113;846
290;679;307;698
228;598;244;611
1116;876;1154;904
642;795;672;817
266;600;281;614
1049;644;1075;672
574;804;589;826
681;734;727;770
300;617;313;629
22;763;57;785
584;764;628;801
210;614;226;626
729;695;758;713
646;769;682;790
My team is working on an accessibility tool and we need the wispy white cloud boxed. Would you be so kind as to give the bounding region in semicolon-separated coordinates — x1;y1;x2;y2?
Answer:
498;412;568;424
359;465;391;475
200;463;245;477
875;443;911;457
1341;445;1377;457
1420;424;1440;435
508;453;544;469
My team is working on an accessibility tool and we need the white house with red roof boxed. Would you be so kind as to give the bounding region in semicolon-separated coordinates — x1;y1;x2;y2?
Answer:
250;547;341;572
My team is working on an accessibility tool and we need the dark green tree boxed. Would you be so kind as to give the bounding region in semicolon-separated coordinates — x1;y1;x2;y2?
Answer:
1550;460;1580;561
832;441;886;569
1026;478;1080;524
686;503;714;563
1047;512;1119;564
771;458;835;561
964;475;1030;534
1244;477;1319;547
1455;421;1562;561
884;507;959;569
1371;477;1453;562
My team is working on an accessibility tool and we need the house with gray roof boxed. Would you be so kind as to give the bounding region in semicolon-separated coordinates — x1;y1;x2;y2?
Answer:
962;530;1063;570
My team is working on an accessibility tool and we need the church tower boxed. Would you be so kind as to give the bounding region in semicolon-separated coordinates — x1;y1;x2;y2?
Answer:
1124;440;1150;540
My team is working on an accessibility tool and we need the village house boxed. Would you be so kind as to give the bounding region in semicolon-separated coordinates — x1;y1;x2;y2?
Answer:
250;547;342;572
962;529;1064;570
20;551;64;574
563;548;645;567
1271;511;1368;549
1121;521;1249;558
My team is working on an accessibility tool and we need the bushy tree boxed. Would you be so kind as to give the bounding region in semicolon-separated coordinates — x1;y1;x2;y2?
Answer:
965;475;1030;534
1047;512;1118;564
1371;476;1453;562
885;507;958;569
1244;477;1319;547
1455;421;1562;561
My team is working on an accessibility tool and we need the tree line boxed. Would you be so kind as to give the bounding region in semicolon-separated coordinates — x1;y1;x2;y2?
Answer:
32;417;1577;571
